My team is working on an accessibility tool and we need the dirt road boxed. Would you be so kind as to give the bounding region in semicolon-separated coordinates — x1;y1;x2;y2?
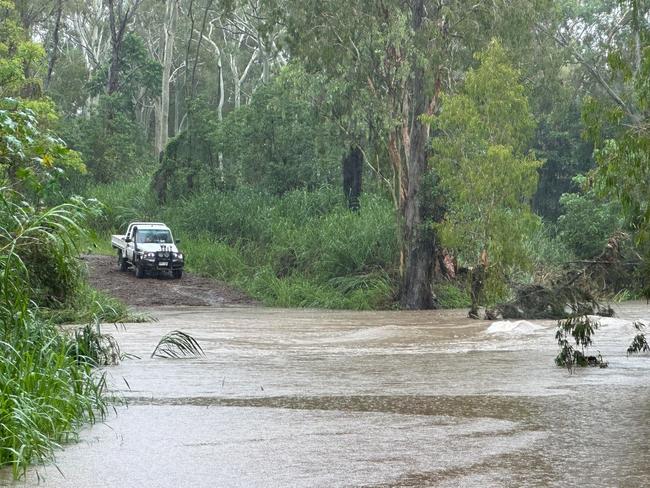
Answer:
82;254;255;307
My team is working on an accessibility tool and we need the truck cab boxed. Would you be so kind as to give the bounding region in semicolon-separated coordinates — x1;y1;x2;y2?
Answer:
112;222;184;279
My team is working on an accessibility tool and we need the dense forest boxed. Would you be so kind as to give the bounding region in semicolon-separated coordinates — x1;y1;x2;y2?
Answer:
0;0;649;472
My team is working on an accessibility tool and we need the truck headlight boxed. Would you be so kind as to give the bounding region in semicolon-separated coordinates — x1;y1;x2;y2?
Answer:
174;253;184;261
144;252;156;260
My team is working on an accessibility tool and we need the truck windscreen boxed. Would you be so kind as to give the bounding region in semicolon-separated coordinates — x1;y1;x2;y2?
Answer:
135;230;173;244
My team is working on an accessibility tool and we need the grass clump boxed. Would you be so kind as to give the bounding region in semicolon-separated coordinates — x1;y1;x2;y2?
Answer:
40;283;143;325
0;324;108;477
0;188;110;477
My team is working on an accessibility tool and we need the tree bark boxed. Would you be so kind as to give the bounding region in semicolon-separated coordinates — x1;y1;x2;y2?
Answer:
217;48;224;180
107;0;141;95
44;0;63;91
342;145;363;210
399;0;438;309
156;0;178;156
469;264;486;319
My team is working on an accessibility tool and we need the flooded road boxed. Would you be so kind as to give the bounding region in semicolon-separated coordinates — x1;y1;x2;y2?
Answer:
3;303;650;487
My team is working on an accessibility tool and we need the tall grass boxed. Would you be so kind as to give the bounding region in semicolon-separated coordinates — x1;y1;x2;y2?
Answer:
0;188;108;477
164;187;399;309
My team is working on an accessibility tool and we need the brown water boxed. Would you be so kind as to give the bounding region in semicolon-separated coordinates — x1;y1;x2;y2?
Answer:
3;303;650;487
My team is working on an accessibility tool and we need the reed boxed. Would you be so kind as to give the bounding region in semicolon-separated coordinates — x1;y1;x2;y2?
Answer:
0;188;108;477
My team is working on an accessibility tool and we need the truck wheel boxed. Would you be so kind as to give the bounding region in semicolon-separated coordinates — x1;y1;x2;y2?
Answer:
172;270;183;279
118;251;128;271
135;262;145;279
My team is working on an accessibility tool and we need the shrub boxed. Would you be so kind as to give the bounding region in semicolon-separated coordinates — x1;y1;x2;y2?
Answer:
556;176;623;259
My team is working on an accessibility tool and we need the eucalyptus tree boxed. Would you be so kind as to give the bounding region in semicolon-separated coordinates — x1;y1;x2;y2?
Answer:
0;1;46;98
60;0;111;113
136;0;180;155
430;41;542;317
106;0;143;95
284;0;548;308
44;0;63;89
158;0;179;155
548;1;650;256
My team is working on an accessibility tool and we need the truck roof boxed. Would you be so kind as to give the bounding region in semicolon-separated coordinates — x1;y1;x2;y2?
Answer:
128;222;169;229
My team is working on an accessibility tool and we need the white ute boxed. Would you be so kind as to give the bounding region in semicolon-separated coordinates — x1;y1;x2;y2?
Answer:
111;222;184;279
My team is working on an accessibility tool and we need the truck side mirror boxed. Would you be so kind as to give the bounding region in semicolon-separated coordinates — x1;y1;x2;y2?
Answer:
175;239;181;244
125;237;132;243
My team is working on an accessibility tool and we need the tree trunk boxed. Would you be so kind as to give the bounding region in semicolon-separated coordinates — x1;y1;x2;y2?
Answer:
217;50;224;180
107;0;141;95
469;264;486;319
174;81;182;135
44;0;63;91
399;0;438;309
107;0;123;95
156;0;178;156
342;145;363;211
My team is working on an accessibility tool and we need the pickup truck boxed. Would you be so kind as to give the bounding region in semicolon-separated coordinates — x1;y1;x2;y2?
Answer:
111;222;184;279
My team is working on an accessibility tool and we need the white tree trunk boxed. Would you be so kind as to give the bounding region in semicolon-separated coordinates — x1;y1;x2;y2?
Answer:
156;0;178;156
217;52;224;180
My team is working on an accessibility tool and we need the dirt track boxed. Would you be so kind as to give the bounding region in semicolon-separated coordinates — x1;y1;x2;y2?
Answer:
82;254;256;308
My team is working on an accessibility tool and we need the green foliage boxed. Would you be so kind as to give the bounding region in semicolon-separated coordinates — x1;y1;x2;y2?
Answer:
92;179;399;309
0;0;45;98
169;187;398;309
523;224;574;274
156;64;342;199
0;186;108;477
41;283;138;325
69;321;121;367
85;175;160;233
593;131;650;242
435;283;472;309
56;33;160;185
63;95;154;184
430;40;542;307
581;8;650;247
554;314;602;371
627;334;650;355
530;69;594;221
556;175;623;259
0;97;85;192
0;324;107;477
87;34;161;105
627;321;650;356
218;64;341;194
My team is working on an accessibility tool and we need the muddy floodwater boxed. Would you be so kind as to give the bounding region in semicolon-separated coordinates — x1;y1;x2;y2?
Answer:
3;303;650;487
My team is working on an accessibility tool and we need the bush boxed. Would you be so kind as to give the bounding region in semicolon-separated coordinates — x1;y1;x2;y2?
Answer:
556;176;623;259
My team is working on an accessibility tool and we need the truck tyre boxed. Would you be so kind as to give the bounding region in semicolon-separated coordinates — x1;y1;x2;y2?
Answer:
172;269;182;279
118;251;128;271
135;262;145;279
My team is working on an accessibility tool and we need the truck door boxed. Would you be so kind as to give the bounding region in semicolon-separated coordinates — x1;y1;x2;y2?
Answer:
127;227;136;261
